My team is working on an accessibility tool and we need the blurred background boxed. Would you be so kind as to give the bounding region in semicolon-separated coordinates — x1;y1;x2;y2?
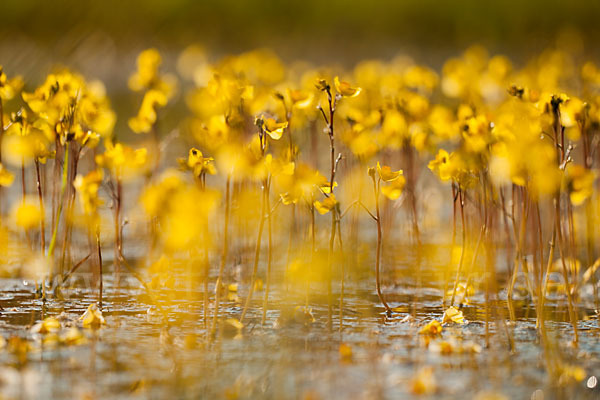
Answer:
2;0;599;73
0;0;598;136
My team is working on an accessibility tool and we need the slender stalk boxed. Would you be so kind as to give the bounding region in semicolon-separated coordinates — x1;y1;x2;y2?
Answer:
262;177;273;325
307;201;315;308
327;208;336;330
500;189;514;280
240;178;267;323
48;142;69;262
212;174;231;334
34;160;45;255
20;159;26;200
374;177;392;315
581;115;599;310
96;226;103;309
60;145;79;276
406;144;422;319
337;216;345;332
284;203;296;292
113;177;123;287
542;228;556;301
450;188;466;307
200;173;210;330
322;85;338;332
326;143;336;332
554;194;579;344
46;140;70;301
21;158;33;250
566;200;578;295
443;182;458;308
51;137;61;244
537;212;556;339
550;96;579;344
585;198;598;310
482;175;490;348
534;200;545;330
507;187;530;305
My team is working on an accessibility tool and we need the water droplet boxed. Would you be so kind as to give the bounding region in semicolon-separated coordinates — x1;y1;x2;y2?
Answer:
587;375;597;389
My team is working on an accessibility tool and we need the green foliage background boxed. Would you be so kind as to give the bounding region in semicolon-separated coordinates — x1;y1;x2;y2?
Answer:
1;0;598;64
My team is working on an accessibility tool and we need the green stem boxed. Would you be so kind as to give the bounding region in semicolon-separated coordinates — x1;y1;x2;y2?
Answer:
47;141;69;270
374;177;392;315
35;160;45;255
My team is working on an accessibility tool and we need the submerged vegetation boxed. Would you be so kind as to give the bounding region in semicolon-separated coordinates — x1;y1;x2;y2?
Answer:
0;43;600;398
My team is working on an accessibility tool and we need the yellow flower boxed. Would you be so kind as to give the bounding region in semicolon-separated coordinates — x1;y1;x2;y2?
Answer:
96;140;148;180
7;336;32;363
410;366;436;395
277;162;323;205
0;163;14;187
0;66;24;100
76;129;101;149
314;194;338;215
80;303;106;329
128;89;168;134
428;106;457;141
463;115;491;153
319;180;337;194
22;70;115;138
339;343;353;362
189;115;230;152
74;169;104;217
376;162;402;182
348;131;378;159
370;162;406;200
128;48;177;99
442;306;465;324
287;89;313;109
559;364;587;384
22;71;81;125
382;110;408;144
403;65;438;93
140;170;185;218
263;118;288;140
13;198;42;230
428;149;454;182
140;169;219;251
264;154;294;176
3;110;53;166
129;48;162;91
380;178;406;200
564;165;596;206
182;147;217;177
419;320;443;336
367;166;376;179
315;78;329;92
31;317;61;335
334;76;361;98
